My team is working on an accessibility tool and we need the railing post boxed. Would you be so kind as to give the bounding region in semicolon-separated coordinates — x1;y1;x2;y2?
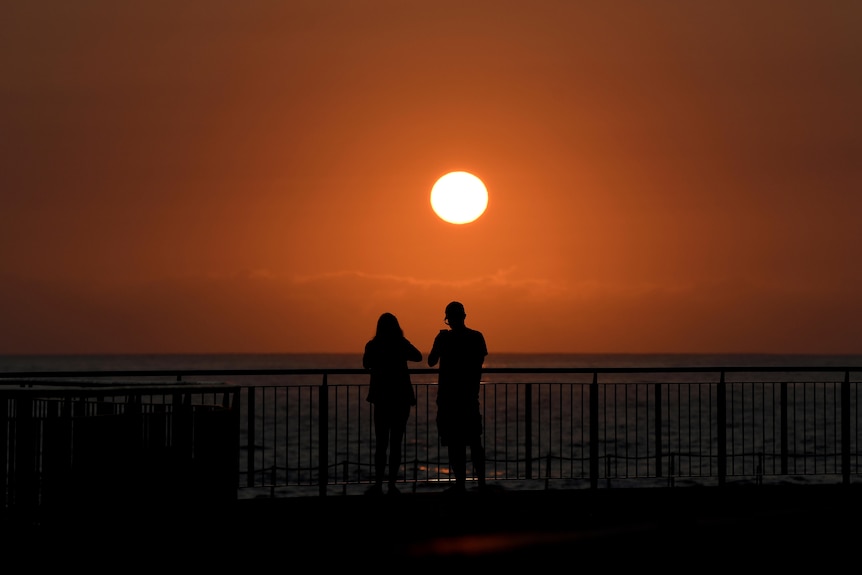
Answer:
318;373;329;496
780;381;788;475
525;383;532;480
246;387;256;488
589;372;598;489
229;389;241;497
654;381;663;478
842;370;850;485
0;394;8;508
15;396;37;510
717;371;726;486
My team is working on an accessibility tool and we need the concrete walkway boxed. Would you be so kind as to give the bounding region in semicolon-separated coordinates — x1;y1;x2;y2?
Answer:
4;483;860;571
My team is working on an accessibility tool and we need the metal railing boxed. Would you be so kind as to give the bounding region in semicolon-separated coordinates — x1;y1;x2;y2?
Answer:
1;379;240;516
2;365;861;505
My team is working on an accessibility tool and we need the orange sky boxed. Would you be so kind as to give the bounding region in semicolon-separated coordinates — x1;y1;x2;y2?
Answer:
2;2;861;355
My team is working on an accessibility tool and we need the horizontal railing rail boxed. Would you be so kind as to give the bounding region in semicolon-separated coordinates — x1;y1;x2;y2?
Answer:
2;365;861;504
4;365;862;378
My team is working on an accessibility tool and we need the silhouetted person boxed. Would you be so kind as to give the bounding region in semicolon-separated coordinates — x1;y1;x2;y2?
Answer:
363;312;422;495
428;301;487;494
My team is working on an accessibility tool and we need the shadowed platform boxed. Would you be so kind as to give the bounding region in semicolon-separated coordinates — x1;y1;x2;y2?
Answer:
5;483;859;570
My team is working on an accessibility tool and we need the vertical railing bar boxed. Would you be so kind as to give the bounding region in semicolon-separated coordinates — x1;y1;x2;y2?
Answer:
581;382;586;480
261;387;269;489
830;379;835;475
811;382;825;475
697;381;703;478
670;383;683;476
589;372;598;489
780;381;788;475
708;381;714;478
601;379;607;482
318;373;328;496
773;381;779;475
624;383;629;479
744;382;750;477
309;385;315;486
796;383;801;474
246;387;256;488
543;384;549;482
812;384;826;474
654;380;662;479
538;384;544;481
297;387;304;485
492;385;500;479
692;381;697;478
525;383;532;481
506;383;511;481
611;382;617;480
515;383;520;480
332;383;339;485
552;382;554;480
504;382;510;481
793;383;798;475
633;383;639;478
803;382;808;475
558;382;563;481
727;382;740;476
648;382;653;479
687;383;692;479
363;384;369;485
842;370;850;484
1;394;9;508
760;382;772;474
830;380;837;474
414;382;421;487
644;382;649;479
481;382;487;485
717;371;726;486
283;385;290;486
855;379;859;476
569;381;574;480
632;383;638;478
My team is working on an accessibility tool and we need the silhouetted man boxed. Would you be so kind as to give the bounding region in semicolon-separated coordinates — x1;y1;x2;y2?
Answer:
429;301;487;493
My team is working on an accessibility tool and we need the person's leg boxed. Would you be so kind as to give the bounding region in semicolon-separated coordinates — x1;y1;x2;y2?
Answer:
370;406;388;492
470;438;486;488
388;404;410;492
388;428;403;485
438;406;465;492
448;444;467;489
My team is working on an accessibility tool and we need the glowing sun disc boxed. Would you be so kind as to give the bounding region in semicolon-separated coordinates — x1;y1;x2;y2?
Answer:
430;171;488;224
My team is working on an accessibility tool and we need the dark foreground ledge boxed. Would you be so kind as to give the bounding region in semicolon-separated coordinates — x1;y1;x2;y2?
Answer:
4;483;861;571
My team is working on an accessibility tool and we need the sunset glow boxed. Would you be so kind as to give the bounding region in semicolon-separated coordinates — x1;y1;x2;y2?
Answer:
1;2;861;355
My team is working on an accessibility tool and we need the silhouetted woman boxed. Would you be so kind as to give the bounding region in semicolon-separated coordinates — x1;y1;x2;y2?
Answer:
363;312;422;495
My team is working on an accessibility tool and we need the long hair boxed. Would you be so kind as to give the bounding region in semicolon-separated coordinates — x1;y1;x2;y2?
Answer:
374;312;404;340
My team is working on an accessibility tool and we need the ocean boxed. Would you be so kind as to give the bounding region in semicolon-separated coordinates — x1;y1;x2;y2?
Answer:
3;351;862;375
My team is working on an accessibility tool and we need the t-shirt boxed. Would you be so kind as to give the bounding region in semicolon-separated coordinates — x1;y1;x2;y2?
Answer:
431;327;487;405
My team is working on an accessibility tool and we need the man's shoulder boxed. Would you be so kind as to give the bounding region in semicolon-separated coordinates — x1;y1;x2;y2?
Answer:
463;327;486;343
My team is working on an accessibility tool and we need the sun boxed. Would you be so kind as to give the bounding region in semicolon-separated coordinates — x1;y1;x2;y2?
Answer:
430;171;488;224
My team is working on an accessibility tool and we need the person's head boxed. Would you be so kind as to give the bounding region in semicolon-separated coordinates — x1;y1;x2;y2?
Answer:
375;312;403;339
444;301;466;327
